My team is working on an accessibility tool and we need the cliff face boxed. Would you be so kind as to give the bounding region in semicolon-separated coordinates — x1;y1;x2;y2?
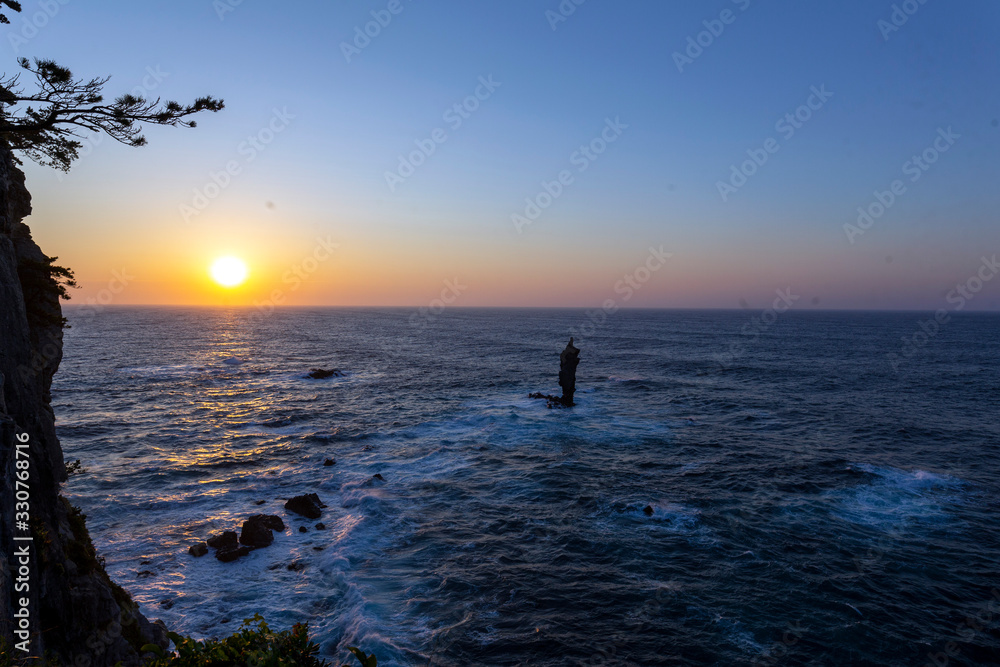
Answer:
0;146;166;664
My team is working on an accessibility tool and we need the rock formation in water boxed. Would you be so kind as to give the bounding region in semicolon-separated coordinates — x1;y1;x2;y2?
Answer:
558;338;581;406
307;368;343;379
284;493;325;519
239;515;280;548
0;146;168;662
207;531;239;550
529;338;581;408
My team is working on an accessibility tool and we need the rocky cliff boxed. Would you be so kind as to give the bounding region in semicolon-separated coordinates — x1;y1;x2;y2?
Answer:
0;145;166;665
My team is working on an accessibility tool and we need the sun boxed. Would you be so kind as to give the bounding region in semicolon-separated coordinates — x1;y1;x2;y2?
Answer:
210;256;249;288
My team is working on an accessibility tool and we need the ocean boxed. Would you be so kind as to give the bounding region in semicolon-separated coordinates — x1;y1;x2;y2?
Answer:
54;307;1000;666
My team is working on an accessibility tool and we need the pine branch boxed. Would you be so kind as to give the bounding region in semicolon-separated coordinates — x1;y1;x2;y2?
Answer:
0;57;223;171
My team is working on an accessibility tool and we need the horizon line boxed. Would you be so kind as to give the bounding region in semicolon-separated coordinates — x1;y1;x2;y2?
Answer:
60;304;1000;314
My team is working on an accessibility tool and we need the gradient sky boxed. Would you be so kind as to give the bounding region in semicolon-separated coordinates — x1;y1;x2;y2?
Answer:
10;0;1000;309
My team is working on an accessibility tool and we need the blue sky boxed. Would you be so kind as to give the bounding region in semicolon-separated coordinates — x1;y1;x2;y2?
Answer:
10;0;1000;309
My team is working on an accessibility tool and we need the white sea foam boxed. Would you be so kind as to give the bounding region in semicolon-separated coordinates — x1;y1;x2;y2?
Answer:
831;463;964;529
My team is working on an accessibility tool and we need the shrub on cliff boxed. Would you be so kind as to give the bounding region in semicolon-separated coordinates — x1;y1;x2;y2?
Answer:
16;254;77;328
142;615;377;667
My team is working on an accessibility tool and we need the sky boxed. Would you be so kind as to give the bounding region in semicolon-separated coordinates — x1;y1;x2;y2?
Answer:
8;0;1000;310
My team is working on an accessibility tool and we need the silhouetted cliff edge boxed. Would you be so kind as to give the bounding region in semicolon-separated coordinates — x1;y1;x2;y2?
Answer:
0;146;166;664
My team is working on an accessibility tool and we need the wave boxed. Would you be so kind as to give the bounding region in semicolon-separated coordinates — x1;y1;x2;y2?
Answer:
830;463;965;530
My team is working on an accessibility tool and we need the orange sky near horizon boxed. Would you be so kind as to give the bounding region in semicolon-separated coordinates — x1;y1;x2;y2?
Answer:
26;175;971;312
9;1;999;314
25;168;979;313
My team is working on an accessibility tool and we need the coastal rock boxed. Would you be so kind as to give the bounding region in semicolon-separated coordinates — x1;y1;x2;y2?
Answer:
308;368;343;379
323;457;336;466
529;339;581;408
239;526;272;548
287;561;306;572
188;543;208;557
558;338;581;406
643;505;654;516
285;493;325;519
252;513;285;532
216;545;252;563
315;523;326;530
528;392;566;409
207;531;239;550
240;515;279;547
0;145;169;664
299;526;308;533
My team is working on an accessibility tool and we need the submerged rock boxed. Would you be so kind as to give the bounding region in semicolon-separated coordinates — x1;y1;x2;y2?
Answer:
363;473;386;487
287;561;306;572
216;545;251;563
299;526;308;533
643;505;654;516
307;368;344;379
188;542;208;557
285;493;325;519
207;531;238;550
528;392;565;409
315;523;326;530
323;458;336;466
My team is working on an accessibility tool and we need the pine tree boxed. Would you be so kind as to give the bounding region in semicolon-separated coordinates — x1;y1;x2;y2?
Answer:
0;56;224;171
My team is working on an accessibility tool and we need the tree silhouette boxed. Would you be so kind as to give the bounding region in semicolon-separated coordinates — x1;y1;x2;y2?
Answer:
0;57;224;171
0;1;22;24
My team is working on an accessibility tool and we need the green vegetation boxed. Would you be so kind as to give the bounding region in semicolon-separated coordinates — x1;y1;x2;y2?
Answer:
28;515;49;549
17;254;77;298
59;498;134;610
15;254;77;328
64;501;100;575
142;616;377;667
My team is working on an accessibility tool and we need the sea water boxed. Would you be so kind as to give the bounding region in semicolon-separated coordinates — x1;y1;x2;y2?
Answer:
55;307;1000;665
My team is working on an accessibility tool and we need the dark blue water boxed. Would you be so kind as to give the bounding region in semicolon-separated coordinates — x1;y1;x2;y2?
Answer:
54;307;1000;666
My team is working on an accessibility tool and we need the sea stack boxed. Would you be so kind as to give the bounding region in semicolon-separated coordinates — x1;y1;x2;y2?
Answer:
559;338;581;407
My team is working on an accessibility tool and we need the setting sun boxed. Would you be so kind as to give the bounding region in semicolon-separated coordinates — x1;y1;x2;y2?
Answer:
209;256;249;288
